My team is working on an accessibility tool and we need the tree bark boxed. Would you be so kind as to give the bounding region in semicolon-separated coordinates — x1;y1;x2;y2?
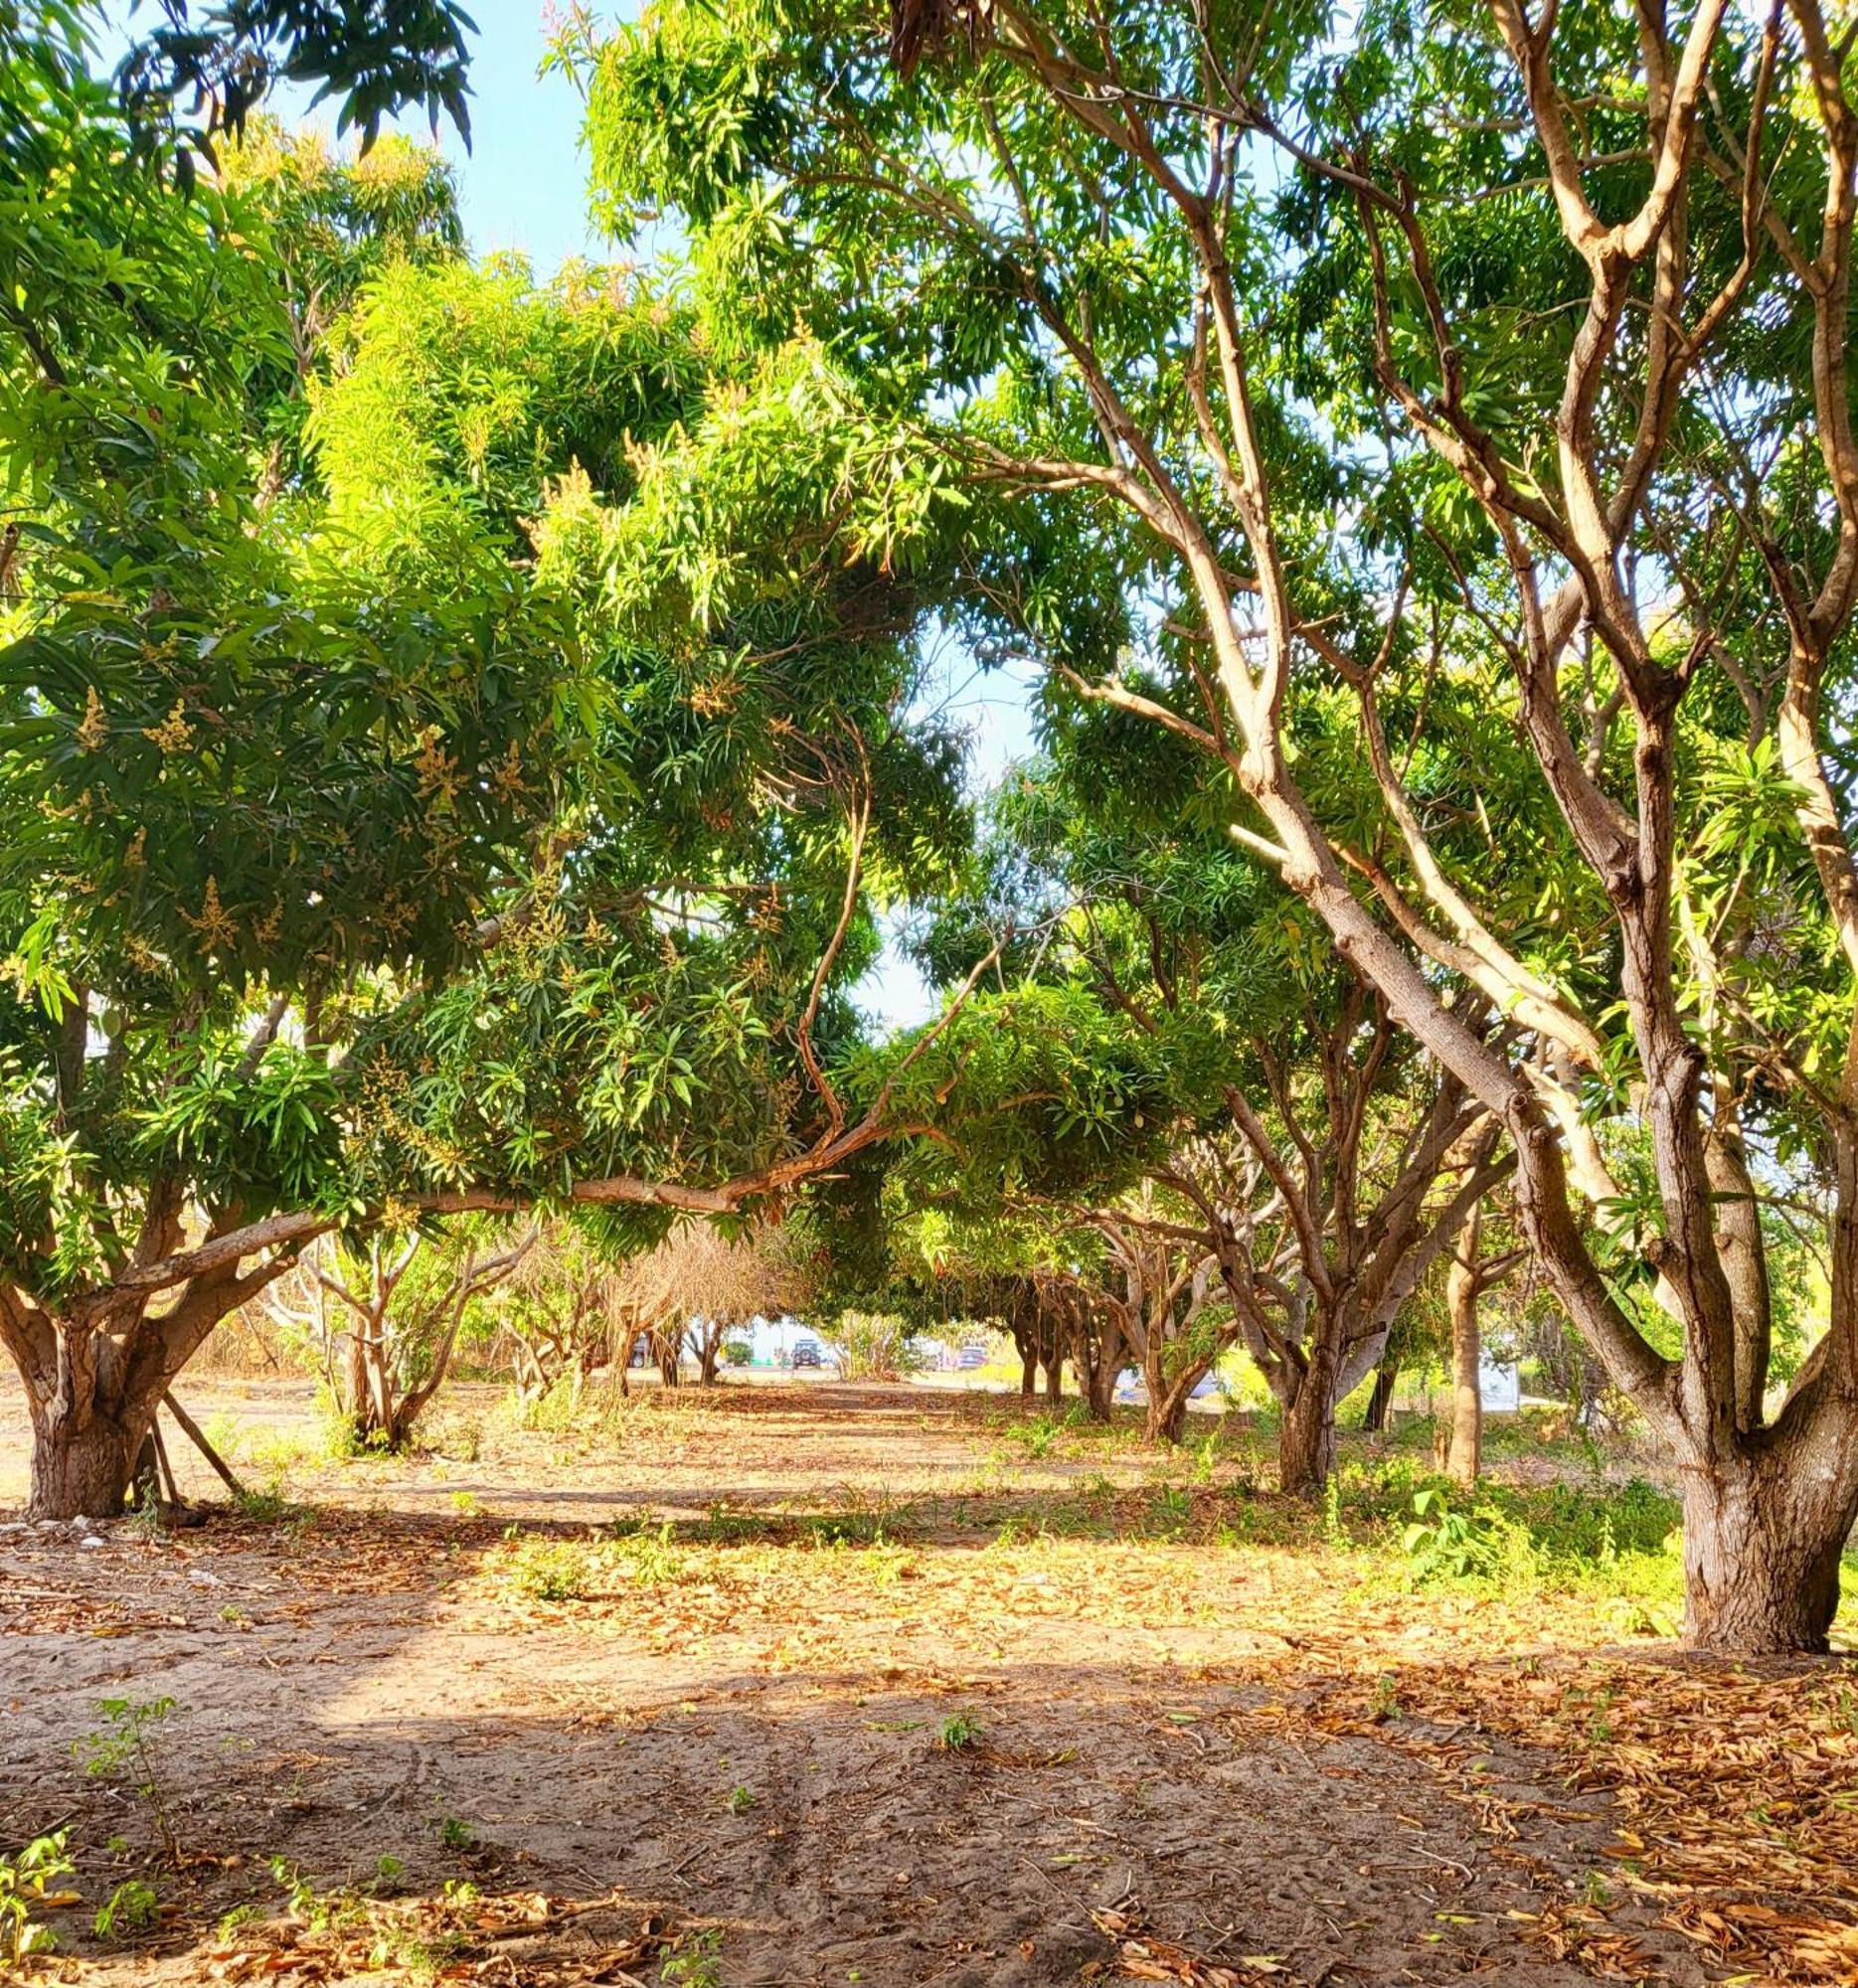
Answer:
1680;1447;1858;1655
1278;1352;1336;1499
1362;1360;1398;1433
1445;1202;1482;1485
1019;1341;1037;1396
1146;1370;1202;1444
27;1406;141;1520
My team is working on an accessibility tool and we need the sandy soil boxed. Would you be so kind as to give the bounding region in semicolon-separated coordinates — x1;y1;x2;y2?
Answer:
0;1379;1765;1985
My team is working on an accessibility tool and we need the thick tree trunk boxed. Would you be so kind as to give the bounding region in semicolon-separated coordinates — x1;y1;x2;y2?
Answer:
1680;1452;1858;1655
1041;1353;1063;1401
1446;1202;1482;1485
27;1408;140;1520
1019;1342;1037;1396
1278;1364;1336;1499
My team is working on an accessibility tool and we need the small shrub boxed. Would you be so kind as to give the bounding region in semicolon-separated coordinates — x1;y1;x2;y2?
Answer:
831;1311;923;1382
76;1698;180;1864
661;1927;722;1987
437;1815;475;1852
231;1469;300;1524
217;1903;263;1941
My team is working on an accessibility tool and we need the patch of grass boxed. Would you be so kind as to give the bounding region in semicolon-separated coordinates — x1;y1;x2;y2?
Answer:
448;1490;484;1520
1145;1483;1194;1539
505;1538;598;1602
726;1785;757;1815
1009;1414;1065;1460
437;1815;475;1853
613;1520;688;1585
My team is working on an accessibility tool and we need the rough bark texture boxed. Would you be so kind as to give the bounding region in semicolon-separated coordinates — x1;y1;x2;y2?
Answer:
1278;1345;1338;1499
27;1407;140;1520
1680;1448;1858;1655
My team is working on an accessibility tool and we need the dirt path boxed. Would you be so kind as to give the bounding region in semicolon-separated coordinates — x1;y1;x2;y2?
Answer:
0;1381;1814;1984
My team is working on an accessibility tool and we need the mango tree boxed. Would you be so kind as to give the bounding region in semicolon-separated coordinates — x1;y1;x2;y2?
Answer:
585;0;1858;1652
0;29;984;1515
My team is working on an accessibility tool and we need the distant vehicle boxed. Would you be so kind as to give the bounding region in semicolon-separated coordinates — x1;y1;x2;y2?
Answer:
956;1344;986;1370
791;1338;823;1369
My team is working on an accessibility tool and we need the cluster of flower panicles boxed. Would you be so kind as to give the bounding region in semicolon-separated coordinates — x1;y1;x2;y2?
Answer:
491;740;527;802
413;725;463;808
347;1047;471;1182
77;685;108;753
142;700;194;754
179;877;238;953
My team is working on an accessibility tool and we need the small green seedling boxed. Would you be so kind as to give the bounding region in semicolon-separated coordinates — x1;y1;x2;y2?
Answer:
93;1879;159;1941
661;1927;722;1988
0;1831;76;1966
726;1785;757;1815
934;1712;983;1753
76;1698;179;1864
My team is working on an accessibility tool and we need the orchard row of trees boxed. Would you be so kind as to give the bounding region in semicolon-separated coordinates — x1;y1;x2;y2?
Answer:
6;0;1858;1655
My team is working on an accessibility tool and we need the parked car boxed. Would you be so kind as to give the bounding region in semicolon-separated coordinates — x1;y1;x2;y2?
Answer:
791;1338;823;1369
956;1344;986;1370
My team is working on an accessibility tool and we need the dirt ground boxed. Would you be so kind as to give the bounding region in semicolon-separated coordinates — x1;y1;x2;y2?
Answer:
2;1380;1853;1986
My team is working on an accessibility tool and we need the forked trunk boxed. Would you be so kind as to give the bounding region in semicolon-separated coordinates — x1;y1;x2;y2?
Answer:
1680;1446;1858;1656
1086;1359;1117;1422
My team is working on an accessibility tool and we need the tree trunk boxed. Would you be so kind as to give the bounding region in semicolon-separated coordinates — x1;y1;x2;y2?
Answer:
1362;1360;1398;1433
1679;1450;1858;1655
27;1408;140;1521
1086;1353;1117;1422
1019;1342;1037;1396
1146;1379;1194;1444
1445;1202;1482;1485
1278;1361;1336;1499
1041;1353;1063;1401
